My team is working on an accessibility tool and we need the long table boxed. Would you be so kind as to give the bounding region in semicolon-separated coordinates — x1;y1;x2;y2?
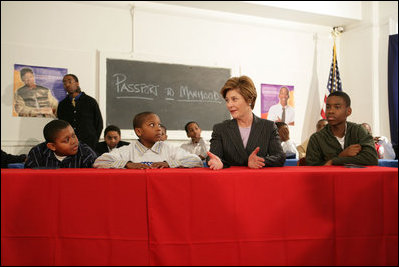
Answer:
7;159;398;168
282;159;398;167
1;166;398;266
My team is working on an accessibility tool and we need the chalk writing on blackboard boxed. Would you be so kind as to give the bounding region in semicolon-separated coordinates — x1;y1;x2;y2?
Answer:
106;59;231;131
112;73;223;103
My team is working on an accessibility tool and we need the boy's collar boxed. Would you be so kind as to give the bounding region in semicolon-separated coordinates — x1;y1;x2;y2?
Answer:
135;140;162;155
191;137;202;144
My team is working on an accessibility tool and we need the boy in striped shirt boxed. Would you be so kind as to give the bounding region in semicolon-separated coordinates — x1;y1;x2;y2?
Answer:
93;112;203;169
25;120;97;168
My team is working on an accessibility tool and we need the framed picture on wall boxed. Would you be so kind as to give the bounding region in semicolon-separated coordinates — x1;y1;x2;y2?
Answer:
261;83;295;126
13;64;67;118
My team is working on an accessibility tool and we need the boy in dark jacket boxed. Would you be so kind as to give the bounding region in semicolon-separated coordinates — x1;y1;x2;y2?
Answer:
306;91;378;166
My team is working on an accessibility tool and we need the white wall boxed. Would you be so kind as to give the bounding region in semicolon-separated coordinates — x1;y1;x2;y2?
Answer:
1;1;397;154
1;1;132;153
341;1;398;138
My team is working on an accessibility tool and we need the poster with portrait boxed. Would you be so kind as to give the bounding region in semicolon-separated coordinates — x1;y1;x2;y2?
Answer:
261;83;295;126
13;64;68;118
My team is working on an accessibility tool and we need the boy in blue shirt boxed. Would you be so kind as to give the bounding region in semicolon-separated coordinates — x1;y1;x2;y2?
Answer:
25;119;97;168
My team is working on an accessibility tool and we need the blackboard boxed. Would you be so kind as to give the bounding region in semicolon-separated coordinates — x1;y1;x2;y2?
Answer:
106;59;231;131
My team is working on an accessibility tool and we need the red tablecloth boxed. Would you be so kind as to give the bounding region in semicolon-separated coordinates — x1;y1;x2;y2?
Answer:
1;166;398;266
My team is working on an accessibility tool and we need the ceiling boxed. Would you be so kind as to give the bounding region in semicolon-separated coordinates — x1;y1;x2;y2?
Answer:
148;1;362;27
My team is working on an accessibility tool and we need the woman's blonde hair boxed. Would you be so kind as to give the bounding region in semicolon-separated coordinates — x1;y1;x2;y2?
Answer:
220;75;257;109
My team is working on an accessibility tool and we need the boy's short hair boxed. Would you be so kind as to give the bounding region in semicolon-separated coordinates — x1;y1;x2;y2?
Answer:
275;122;287;129
20;68;34;80
184;121;199;133
328;91;351;107
43;120;70;143
133;111;156;129
104;125;121;137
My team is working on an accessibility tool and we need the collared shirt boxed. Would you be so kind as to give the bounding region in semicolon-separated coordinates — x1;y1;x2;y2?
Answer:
180;137;210;158
93;140;203;169
69;92;82;103
267;103;295;124
281;139;299;159
25;142;98;168
108;145;118;153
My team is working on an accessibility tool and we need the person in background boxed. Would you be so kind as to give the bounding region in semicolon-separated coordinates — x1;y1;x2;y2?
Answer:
160;124;168;141
14;67;58;118
297;119;328;159
181;121;210;160
267;86;295;126
207;76;285;170
93;112;203;169
95;125;130;156
275;122;298;159
57;74;103;150
1;150;27;168
361;122;396;159
25;119;97;168
306;91;378;166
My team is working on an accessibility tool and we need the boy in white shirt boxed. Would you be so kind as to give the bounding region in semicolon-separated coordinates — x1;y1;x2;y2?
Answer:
275;122;298;159
93;112;203;169
361;122;396;159
180;121;210;160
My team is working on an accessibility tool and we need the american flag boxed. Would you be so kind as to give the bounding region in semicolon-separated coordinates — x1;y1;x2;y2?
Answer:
321;40;342;119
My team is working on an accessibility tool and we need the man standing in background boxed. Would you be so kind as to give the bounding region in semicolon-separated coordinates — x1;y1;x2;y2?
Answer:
57;74;103;150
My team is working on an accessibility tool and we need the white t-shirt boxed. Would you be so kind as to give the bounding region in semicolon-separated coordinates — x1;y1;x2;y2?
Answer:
334;123;347;150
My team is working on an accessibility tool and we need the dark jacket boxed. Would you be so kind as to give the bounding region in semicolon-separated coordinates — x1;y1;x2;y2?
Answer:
95;140;130;156
1;150;26;168
57;92;103;150
207;114;286;168
306;121;378;166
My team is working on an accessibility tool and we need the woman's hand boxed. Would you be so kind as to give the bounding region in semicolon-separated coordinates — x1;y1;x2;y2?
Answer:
248;147;265;169
207;151;223;170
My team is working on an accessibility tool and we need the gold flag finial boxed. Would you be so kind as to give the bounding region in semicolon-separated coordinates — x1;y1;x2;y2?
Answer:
332;26;344;39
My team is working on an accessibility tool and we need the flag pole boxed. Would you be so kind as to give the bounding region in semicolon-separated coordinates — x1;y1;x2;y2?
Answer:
331;27;343;92
333;37;336;92
321;27;344;119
